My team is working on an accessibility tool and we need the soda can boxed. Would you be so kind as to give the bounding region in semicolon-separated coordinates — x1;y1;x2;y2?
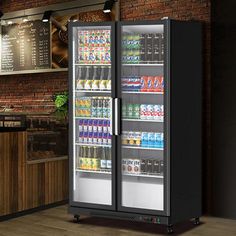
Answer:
140;104;147;120
78;131;84;143
78;119;83;132
127;104;133;118
147;159;153;174
122;159;128;173
148;132;155;147
133;104;140;119
88;131;93;144
127;159;134;173
88;119;93;132
133;159;140;174
153;160;160;174
140;159;147;174
141;132;149;147
147;105;154;120
83;131;88;143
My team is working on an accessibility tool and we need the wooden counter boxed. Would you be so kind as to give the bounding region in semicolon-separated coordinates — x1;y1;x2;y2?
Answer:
0;131;68;218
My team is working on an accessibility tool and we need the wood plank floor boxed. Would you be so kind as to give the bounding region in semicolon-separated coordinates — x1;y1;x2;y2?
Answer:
0;205;236;236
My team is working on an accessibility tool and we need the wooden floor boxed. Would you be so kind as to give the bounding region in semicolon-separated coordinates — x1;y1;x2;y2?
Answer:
0;205;236;236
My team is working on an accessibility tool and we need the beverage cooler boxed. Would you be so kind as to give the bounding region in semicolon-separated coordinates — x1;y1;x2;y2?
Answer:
68;20;202;234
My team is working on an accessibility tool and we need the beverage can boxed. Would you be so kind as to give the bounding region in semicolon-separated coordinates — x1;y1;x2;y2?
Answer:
140;104;147;120
129;132;135;146
102;132;108;144
147;104;154;120
98;130;103;144
127;104;133;118
141;132;149;147
153;160;160;174
127;159;134;173
148;132;155;147
147;159;153;174
83;119;88;132
78;131;84;143
88;119;93;132
88;131;93;144
83;131;88;143
92;130;98;144
140;159;147;174
133;104;140;119
133;159;140;174
78;119;83;132
122;159;128;173
107;133;112;145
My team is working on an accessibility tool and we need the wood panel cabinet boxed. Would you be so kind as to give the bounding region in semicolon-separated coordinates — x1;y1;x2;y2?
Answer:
0;131;68;218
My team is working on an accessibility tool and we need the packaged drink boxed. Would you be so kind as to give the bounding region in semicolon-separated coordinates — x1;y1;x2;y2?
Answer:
148;132;155;147
102;131;108;145
102;98;108;118
146;47;153;63
122;131;128;145
127;34;133;49
140;159;147;173
78;131;84;143
91;98;97;117
122;103;127;118
141;132;149;147
140;76;148;92
122;159;128;173
100;147;107;170
160;133;164;148
83;146;88;169
78;119;83;132
127;104;133;118
92;128;98;144
133;159;140;174
133;50;140;64
83;119;88;132
147;104;154;120
104;48;111;64
147;76;153;92
84;66;92;90
127;159;134;173
129;132;135;146
88;119;93;132
140;104;147;120
154;133;162;148
160;160;164;174
87;147;93;170
106;147;112;169
97;98;103;118
107;120;111;135
83;131;88;143
153;160;160;174
93;147;100;171
107;132;112;145
99;67;107;90
79;146;84;169
147;159;153;174
88;131;93;144
92;66;99;90
134;132;141;146
98;131;103;144
133;104;140;119
122;49;127;63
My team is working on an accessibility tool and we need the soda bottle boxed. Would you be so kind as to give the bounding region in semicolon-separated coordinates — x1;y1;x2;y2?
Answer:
79;146;84;169
87;147;92;170
107;67;111;90
83;146;88;170
102;98;108;118
100;147;107;171
106;147;112;170
92;120;98;144
99;66;107;90
91;97;97;118
93;147;100;171
97;97;103;118
76;67;84;90
92;66;99;90
84;66;92;90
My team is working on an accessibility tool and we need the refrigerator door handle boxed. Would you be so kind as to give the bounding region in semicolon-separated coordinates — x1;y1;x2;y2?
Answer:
114;98;121;136
110;97;114;135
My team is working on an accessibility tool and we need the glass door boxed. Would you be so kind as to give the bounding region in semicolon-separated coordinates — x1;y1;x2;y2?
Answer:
70;23;115;208
119;22;167;213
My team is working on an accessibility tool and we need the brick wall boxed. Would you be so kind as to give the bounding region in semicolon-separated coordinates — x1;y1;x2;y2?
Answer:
0;0;212;212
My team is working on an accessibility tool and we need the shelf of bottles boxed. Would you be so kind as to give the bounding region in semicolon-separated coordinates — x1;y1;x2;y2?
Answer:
74;28;113;176
121;26;165;179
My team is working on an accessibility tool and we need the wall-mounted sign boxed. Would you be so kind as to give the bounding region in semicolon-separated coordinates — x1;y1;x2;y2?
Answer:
1;20;51;72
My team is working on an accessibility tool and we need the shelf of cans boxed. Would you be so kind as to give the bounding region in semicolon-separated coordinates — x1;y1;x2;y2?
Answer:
75;97;111;119
76;146;111;173
75;66;111;92
122;76;164;93
77;29;111;65
122;32;164;64
122;103;164;122
77;119;112;146
122;158;164;177
122;131;164;149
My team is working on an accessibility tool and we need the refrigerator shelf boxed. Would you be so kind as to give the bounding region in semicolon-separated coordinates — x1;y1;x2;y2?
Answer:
75;90;111;94
122;146;164;151
74;64;111;66
122;63;164;66
75;142;111;148
122;91;163;95
122;119;163;123
76;169;111;174
75;117;110;120
123;173;164;179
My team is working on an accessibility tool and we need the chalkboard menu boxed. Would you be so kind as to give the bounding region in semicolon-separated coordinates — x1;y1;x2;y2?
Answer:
1;20;51;72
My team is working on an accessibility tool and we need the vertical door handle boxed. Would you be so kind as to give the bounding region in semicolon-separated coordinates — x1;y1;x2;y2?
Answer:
114;98;121;136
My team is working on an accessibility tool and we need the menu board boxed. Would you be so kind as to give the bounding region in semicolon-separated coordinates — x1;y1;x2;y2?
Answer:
1;20;51;72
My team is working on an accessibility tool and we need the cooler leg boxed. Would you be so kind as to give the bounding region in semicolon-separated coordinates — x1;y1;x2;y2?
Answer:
74;215;80;223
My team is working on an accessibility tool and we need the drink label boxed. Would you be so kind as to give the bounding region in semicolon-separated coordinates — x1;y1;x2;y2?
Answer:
148;132;155;147
93;132;98;144
98;132;103;144
78;131;84;143
147;105;154;120
141;132;149;147
88;132;93;143
127;159;134;173
133;159;140;173
122;159;128;173
78;119;83;132
83;131;88;143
